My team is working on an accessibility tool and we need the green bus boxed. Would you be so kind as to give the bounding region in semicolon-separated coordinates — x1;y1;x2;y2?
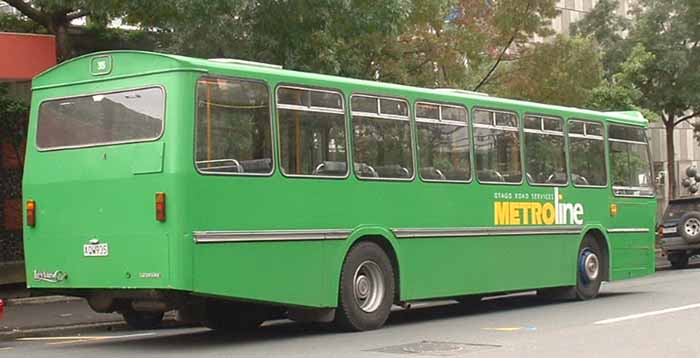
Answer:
23;51;656;331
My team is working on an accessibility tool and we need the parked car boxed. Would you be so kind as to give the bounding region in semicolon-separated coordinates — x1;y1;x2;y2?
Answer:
0;299;3;320
659;197;700;268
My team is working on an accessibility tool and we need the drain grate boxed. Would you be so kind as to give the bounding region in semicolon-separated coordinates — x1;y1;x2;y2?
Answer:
369;340;501;357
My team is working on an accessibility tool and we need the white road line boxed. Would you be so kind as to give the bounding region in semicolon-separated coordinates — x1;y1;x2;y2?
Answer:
594;303;700;325
17;332;156;341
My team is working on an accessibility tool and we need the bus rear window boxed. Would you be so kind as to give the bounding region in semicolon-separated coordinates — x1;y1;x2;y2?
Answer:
36;87;165;150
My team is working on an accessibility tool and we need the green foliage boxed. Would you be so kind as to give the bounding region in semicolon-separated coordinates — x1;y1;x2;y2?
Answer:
0;85;30;166
494;35;603;107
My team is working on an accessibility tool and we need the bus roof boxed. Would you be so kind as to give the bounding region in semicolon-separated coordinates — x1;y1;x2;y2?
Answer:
33;50;649;127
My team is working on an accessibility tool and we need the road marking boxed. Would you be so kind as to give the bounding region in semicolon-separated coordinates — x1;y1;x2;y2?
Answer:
594;303;700;325
0;347;13;351
482;326;537;332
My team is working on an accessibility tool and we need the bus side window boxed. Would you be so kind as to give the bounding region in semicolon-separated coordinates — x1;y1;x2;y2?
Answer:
276;86;348;177
568;120;606;187
416;102;471;182
473;109;522;183
351;95;413;180
524;115;567;185
609;124;654;196
195;77;273;175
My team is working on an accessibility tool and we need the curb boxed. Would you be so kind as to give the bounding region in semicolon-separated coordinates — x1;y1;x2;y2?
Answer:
0;312;181;338
4;295;83;306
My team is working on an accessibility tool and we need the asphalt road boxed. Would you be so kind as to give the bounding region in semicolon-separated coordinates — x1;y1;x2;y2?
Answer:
3;265;700;358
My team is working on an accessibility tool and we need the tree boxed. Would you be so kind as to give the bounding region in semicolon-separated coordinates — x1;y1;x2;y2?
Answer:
619;0;700;198
494;35;603;107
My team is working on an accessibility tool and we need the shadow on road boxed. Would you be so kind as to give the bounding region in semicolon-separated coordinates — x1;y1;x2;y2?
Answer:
49;290;648;351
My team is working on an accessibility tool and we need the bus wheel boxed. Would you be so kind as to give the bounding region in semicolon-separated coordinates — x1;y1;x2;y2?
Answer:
575;236;604;300
122;310;164;330
204;301;267;332
335;241;395;331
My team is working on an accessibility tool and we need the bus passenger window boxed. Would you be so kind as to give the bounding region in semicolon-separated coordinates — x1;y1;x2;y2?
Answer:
195;77;273;175
568;120;606;187
524;115;567;185
473;109;521;183
609;124;654;196
416;102;470;182
351;95;413;180
277;86;348;177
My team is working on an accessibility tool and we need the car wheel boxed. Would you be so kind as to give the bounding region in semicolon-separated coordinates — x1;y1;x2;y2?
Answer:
334;241;395;331
123;310;164;330
668;253;689;269
679;212;700;244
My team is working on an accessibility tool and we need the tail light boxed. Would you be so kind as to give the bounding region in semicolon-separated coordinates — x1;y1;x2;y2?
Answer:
26;200;36;227
155;192;166;222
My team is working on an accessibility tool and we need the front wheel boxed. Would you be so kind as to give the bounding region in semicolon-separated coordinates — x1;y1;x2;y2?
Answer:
334;242;395;331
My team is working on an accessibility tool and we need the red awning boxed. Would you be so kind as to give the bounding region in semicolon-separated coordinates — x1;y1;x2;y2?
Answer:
0;32;56;81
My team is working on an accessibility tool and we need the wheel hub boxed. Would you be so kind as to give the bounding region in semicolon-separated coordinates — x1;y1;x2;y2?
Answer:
352;261;385;313
579;250;599;283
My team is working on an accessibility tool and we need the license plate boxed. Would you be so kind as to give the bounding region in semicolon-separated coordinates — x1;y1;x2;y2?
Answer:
83;243;109;257
663;227;678;234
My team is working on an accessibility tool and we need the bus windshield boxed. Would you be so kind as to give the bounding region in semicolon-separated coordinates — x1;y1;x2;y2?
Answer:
36;87;164;150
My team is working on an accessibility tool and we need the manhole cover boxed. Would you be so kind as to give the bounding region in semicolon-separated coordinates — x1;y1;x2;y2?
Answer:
370;340;501;357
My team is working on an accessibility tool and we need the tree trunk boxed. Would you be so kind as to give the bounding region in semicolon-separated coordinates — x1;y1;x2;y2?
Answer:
54;23;70;61
665;119;676;199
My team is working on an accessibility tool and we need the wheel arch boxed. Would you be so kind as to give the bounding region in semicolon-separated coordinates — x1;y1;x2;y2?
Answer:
332;226;403;304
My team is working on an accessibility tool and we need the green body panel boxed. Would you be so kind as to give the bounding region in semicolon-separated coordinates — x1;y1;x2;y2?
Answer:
24;51;656;309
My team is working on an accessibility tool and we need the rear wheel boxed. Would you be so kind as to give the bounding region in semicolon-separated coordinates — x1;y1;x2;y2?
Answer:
334;242;395;331
123;310;164;330
668;252;689;269
204;301;268;332
575;236;604;300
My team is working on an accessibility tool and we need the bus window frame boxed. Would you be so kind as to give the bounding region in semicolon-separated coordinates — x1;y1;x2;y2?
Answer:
35;85;167;152
349;92;416;182
523;113;569;187
193;75;275;178
608;123;656;198
567;118;608;189
471;106;524;186
414;99;472;184
275;83;351;180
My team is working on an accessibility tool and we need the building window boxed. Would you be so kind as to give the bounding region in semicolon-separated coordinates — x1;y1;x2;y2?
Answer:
568;119;606;186
524;115;567;185
473;109;522;183
195;77;273;175
351;95;413;179
415;102;471;182
276;86;348;177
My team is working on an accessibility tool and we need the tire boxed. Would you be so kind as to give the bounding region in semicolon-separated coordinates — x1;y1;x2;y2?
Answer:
123;310;164;330
334;241;395;331
668;253;689;269
204;301;267;332
679;212;700;244
575;236;604;300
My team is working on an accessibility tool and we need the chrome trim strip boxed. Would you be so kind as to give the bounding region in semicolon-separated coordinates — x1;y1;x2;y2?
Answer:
606;228;650;234
393;226;582;239
194;229;352;243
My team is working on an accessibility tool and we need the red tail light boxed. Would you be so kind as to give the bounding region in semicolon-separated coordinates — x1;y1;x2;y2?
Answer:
27;200;36;227
155;192;166;222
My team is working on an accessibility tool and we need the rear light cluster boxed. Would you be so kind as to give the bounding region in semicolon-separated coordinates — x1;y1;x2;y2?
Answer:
156;192;166;222
26;200;36;227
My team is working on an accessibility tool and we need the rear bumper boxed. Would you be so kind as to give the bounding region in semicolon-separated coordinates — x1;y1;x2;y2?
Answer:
660;235;700;251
